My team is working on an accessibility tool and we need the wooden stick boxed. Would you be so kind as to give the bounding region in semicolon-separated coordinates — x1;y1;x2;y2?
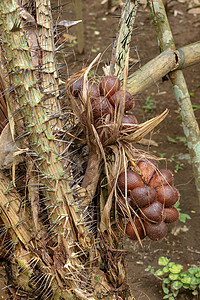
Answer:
127;41;200;95
177;41;200;70
127;48;178;95
74;0;84;54
147;0;200;201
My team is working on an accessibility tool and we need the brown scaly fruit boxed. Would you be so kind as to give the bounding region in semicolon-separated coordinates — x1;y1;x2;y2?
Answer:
126;217;146;241
140;201;163;223
99;75;120;98
144;220;167;241
138;160;157;184
91;96;114;120
156;185;180;207
149;169;174;189
121;114;138;130
68;77;83;97
117;170;144;194
163;207;179;223
109;90;135;112
130;186;157;208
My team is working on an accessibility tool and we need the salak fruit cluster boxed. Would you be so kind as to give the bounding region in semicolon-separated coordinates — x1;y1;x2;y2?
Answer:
68;75;138;136
117;160;180;242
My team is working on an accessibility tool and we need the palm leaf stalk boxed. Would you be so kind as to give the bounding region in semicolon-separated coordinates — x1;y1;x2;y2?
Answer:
147;0;200;201
110;0;139;79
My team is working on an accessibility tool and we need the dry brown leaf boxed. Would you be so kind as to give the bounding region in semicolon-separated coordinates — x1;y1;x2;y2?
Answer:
17;6;36;24
137;138;159;147
188;7;200;14
58;20;82;29
0;124;22;169
120;109;169;143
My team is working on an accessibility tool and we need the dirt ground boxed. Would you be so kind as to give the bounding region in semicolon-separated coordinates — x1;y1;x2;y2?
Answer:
65;1;200;299
0;0;200;299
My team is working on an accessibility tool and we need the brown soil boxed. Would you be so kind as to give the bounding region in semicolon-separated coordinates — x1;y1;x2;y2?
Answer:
66;1;200;299
1;1;200;299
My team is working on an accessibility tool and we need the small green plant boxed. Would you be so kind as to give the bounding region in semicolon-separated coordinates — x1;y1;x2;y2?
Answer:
142;96;156;112
158;152;166;158
166;136;187;146
174;201;191;223
166;136;177;144
146;256;200;299
174;163;184;172
176;136;187;146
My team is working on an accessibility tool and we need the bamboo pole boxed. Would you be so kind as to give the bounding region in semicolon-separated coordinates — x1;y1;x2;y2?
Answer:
147;0;200;200
127;41;200;95
177;41;200;69
127;47;177;95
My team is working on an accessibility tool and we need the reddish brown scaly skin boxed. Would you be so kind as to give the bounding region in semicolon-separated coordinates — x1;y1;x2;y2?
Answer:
163;207;179;223
68;77;83;97
91;96;114;120
109;90;135;112
99;75;120;98
117;170;144;194
130;186;156;208
149;169;174;189
138;160;157;184
121;114;138;130
144;221;167;241
156;185;180;207
79;83;100;101
140;201;163;223
126;217;146;241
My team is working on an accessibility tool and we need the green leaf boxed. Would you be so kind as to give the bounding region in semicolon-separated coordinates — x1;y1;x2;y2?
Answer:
181;277;192;284
163;295;170;299
192;104;200;111
176;136;187;144
174;201;180;208
169;296;175;300
163;287;169;294
191;277;200;285
169;273;179;281
180;272;189;278
171;280;183;290
179;213;191;223
183;284;189;289
163;278;170;284
195;271;200;278
155;269;165;276
162;266;169;274
158;257;169;266
188;267;198;275
169;264;183;274
168;262;175;267
167;136;177;143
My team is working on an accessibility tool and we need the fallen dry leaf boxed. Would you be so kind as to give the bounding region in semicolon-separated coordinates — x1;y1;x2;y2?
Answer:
0;124;24;169
188;7;200;15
